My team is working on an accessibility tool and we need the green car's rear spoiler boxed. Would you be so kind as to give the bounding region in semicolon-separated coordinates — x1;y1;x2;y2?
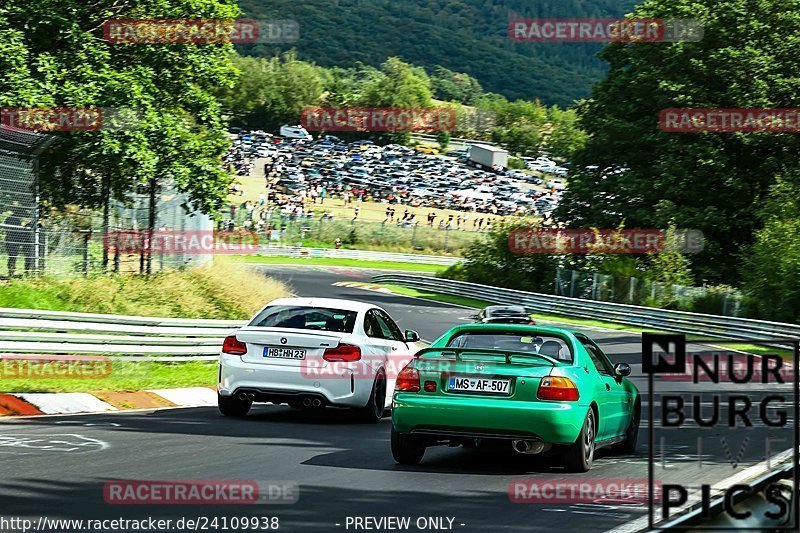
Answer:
413;347;558;366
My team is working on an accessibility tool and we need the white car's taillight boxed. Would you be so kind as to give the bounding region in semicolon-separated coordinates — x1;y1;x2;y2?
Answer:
323;344;361;362
222;335;247;356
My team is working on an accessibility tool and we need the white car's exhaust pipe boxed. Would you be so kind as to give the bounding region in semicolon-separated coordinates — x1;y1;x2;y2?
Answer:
302;398;313;408
311;398;323;408
238;392;248;401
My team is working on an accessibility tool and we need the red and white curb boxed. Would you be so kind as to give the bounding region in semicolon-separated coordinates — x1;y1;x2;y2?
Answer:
333;281;394;293
0;387;217;417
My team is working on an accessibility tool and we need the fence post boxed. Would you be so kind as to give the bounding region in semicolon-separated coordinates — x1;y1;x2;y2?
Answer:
83;232;91;276
570;270;577;298
629;277;635;304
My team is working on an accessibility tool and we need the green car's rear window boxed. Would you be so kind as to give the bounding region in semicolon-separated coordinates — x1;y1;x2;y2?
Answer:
446;332;573;362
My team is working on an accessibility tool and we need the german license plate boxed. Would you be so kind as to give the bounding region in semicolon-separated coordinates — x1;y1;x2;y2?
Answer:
448;376;511;395
264;347;306;359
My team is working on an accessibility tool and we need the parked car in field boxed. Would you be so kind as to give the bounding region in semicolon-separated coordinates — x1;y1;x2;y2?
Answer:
218;298;420;423
416;146;440;155
391;324;639;471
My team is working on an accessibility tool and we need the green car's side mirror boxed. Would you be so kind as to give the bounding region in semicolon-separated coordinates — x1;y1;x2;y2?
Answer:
614;363;632;378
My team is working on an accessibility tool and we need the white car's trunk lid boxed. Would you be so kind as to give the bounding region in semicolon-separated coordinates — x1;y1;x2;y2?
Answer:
236;327;344;367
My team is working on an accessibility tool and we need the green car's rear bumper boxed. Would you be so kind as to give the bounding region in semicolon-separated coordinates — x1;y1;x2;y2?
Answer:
392;393;588;445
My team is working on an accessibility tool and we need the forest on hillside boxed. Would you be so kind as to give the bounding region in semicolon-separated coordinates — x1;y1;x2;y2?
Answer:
237;0;638;106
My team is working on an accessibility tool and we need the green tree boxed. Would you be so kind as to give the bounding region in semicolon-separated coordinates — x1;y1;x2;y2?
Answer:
477;96;547;156
359;57;433;108
557;0;800;284
436;131;451;151
546;106;587;160
741;177;800;322
441;218;557;293
219;52;326;129
430;66;483;105
1;0;240;214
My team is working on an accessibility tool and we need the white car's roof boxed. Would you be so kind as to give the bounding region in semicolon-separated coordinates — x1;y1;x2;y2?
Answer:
265;297;378;313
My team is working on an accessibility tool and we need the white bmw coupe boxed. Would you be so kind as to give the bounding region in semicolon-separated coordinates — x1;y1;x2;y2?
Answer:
217;298;420;422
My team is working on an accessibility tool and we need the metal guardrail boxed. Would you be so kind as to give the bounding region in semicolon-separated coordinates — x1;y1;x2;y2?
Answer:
370;274;800;341
258;245;461;266
0;307;242;327
0;308;244;358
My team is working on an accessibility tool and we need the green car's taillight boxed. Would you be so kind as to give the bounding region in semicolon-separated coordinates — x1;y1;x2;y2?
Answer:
537;377;579;401
396;366;421;392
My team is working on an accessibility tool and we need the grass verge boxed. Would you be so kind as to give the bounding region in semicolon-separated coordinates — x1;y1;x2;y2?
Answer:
0;263;290;394
0;262;288;320
0;361;216;394
232;255;449;273
380;284;492;309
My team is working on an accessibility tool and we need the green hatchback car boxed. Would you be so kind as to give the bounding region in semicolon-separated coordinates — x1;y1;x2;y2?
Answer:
391;324;640;472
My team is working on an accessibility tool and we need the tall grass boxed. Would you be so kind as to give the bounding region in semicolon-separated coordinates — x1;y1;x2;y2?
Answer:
0;262;289;319
272;217;483;255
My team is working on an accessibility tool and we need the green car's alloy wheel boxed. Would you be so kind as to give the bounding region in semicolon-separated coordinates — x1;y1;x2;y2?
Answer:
564;409;595;472
391;427;425;465
218;393;252;417
355;371;386;423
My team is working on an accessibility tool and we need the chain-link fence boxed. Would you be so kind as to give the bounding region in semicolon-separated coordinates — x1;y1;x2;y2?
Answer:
554;267;743;316
98;188;213;274
0;126;212;278
0;126;56;277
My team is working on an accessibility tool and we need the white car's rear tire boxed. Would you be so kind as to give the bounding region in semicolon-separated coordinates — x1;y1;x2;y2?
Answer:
355;371;386;423
218;393;252;417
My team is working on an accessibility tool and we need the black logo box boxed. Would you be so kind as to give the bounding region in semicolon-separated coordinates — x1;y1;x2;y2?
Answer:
643;333;799;531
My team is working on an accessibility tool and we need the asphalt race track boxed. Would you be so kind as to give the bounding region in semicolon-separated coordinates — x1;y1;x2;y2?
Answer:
0;266;792;532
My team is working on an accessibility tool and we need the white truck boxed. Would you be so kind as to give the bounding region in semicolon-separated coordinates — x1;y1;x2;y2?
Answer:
467;144;508;170
279;125;313;141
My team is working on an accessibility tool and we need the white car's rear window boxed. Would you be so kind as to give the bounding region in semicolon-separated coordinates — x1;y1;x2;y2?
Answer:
250;306;358;333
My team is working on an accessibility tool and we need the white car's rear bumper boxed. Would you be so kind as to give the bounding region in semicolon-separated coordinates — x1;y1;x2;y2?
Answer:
217;354;376;408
